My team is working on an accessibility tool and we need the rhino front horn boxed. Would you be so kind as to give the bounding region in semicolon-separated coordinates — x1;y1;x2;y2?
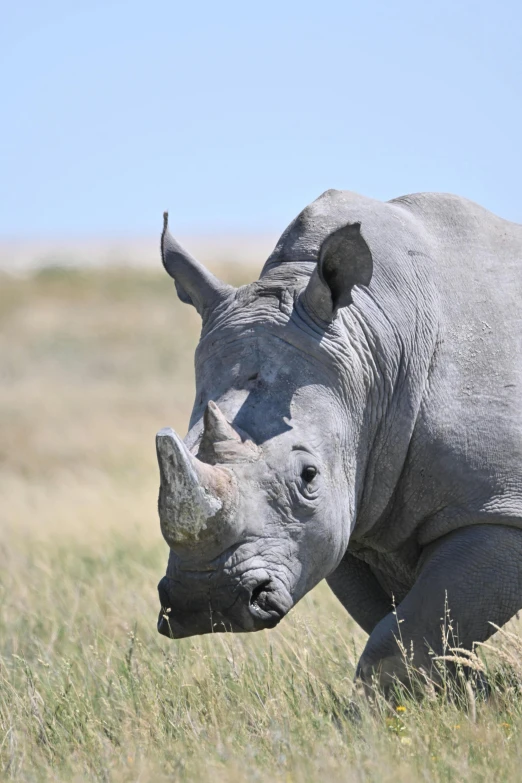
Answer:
156;428;238;552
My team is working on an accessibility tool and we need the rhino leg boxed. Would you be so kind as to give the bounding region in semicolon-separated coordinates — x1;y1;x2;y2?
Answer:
356;524;522;696
327;552;392;635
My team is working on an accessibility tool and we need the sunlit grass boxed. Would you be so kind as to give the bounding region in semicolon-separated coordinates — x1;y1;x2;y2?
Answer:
0;266;521;781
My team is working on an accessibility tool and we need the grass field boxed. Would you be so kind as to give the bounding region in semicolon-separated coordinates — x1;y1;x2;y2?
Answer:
1;264;521;782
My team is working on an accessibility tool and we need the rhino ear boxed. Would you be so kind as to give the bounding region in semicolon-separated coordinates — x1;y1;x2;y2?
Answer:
161;212;234;315
301;222;373;323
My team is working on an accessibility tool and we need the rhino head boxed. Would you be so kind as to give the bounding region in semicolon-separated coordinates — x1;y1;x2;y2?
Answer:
156;197;374;638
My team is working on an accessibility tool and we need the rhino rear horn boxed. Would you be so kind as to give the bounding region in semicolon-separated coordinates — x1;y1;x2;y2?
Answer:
203;401;241;444
161;212;234;315
198;401;261;464
156;427;238;552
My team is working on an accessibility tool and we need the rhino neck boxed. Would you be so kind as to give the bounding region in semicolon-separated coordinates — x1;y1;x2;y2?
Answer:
343;262;441;541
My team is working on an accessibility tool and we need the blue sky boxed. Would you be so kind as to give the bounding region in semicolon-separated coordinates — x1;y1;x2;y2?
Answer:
1;0;521;237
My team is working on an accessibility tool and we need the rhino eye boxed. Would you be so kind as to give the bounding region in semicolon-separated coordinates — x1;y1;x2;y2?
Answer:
301;466;317;483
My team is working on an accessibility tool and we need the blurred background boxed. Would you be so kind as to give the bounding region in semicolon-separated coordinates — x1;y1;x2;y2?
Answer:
0;2;521;780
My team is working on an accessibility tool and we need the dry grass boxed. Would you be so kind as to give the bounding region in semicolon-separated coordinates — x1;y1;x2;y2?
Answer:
0;264;521;782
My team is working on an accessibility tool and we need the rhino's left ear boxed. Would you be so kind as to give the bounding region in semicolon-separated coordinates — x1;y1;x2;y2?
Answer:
161;212;234;316
301;222;373;323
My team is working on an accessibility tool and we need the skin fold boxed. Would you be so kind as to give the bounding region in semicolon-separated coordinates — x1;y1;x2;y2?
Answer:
156;189;522;694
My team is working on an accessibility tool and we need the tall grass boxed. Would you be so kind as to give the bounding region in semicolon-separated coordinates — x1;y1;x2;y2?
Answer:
0;266;521;781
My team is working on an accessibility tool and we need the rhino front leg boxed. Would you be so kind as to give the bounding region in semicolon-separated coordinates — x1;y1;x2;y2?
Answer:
356;524;522;695
327;552;393;635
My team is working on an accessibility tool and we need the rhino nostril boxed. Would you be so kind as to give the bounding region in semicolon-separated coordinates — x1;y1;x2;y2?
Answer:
250;580;271;610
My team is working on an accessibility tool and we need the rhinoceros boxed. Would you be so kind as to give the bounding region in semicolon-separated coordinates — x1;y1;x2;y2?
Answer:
155;189;522;692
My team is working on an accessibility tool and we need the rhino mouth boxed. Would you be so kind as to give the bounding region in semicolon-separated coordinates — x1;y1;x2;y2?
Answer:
157;573;290;638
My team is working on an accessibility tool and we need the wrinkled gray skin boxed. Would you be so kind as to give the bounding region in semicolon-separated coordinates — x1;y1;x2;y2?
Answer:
156;190;522;694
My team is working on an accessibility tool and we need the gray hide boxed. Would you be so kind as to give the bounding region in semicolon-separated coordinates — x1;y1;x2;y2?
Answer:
156;190;522;694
